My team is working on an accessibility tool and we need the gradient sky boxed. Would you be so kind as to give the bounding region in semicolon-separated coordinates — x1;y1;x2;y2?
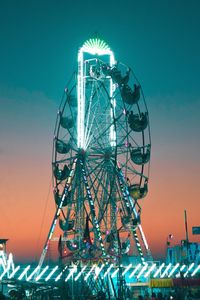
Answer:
0;0;200;263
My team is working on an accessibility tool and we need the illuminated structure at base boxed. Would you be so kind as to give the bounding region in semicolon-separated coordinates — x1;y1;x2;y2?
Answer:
38;37;152;270
1;262;200;299
1;262;200;283
0;239;15;279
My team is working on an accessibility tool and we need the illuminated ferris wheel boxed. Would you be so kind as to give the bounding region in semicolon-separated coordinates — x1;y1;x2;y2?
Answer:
39;38;151;267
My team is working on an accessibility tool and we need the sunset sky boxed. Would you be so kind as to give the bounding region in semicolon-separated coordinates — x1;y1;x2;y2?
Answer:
0;0;200;263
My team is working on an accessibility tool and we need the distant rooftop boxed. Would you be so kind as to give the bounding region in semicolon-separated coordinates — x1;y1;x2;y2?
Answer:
0;239;8;244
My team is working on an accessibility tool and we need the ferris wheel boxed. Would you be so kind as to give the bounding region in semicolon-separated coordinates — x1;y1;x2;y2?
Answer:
39;38;151;267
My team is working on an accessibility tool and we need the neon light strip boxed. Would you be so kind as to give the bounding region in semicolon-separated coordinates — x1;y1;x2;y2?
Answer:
74;266;86;281
129;264;141;278
65;266;77;282
0;258;5;271
0;252;7;267
55;265;68;282
122;264;132;276
84;265;96;281
9;266;20;279
153;263;165;278
133;229;145;263
2;262;200;282
77;49;85;148
84;81;96;149
82;38;111;55
180;264;186;271
94;264;105;279
78;39;116;149
0;252;15;274
168;263;179;277
160;263;172;278
35;266;49;282
183;263;195;277
0;266;10;280
176;264;186;278
111;268;119;278
45;266;59;281
191;264;200;276
7;253;15;273
18;265;30;280
137;263;148;279
103;264;113;278
27;266;40;281
144;264;156;278
138;224;150;253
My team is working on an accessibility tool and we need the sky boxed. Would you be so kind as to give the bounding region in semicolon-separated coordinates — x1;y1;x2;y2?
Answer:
0;0;200;263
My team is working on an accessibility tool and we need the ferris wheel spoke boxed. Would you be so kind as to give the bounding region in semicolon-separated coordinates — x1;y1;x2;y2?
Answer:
88;111;112;149
85;160;113;230
87;168;112;216
95;170;112;229
88;121;107;150
85;107;99;149
94;171;111;207
84;86;100;148
58;128;72;142
87;121;106;151
100;168;117;219
54;154;77;165
84;81;95;126
93;119;115;148
115;147;129;156
86;112;117;152
116;169;142;230
85;162;106;208
85;81;111;149
119;160;148;180
86;158;105;178
80;161;106;256
117;128;141;149
92;161;111;194
114;179;128;216
87;154;105;160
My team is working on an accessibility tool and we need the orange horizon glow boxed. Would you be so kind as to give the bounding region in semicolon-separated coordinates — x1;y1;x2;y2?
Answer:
1;151;199;264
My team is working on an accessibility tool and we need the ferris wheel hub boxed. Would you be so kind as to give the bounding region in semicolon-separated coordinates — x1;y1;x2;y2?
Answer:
77;148;87;160
103;148;114;160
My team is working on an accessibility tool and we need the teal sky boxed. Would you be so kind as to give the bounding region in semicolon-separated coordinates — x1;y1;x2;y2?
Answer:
0;0;200;261
1;0;200;98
